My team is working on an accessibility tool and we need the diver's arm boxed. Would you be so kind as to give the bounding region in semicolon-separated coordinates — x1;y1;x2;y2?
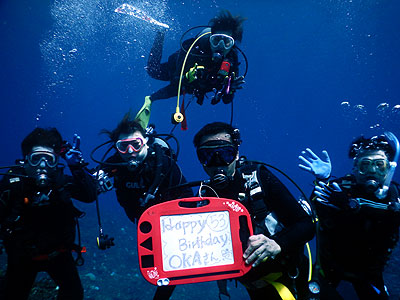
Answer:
159;157;193;201
0;171;19;222
0;185;9;223
262;168;315;252
67;167;97;203
168;161;194;199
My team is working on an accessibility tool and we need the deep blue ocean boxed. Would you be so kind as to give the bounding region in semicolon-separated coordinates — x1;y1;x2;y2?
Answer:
1;0;400;299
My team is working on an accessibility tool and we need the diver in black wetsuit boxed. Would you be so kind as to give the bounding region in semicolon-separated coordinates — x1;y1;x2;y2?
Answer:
97;113;193;300
146;10;246;106
0;128;97;300
298;134;400;299
193;122;315;300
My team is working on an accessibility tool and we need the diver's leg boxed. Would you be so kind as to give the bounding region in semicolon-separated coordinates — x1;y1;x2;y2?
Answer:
153;285;176;300
4;255;37;300
150;83;179;101
146;30;170;81
46;252;84;300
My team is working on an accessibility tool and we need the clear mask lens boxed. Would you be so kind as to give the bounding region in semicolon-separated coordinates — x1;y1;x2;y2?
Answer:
357;159;388;175
116;137;145;154
210;34;234;50
27;151;58;168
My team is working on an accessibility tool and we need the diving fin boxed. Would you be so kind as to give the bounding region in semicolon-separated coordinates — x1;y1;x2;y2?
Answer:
114;4;169;29
135;96;152;129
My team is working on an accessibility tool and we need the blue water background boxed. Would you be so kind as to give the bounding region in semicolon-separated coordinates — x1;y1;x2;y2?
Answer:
1;0;400;299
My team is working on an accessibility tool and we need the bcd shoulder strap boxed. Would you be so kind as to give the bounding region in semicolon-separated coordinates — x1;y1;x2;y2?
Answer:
239;162;269;221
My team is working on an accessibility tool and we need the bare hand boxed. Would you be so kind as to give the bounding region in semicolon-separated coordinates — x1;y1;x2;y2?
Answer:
243;234;281;267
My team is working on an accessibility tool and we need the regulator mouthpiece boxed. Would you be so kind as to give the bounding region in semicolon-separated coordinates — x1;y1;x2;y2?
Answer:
36;173;49;187
365;179;379;193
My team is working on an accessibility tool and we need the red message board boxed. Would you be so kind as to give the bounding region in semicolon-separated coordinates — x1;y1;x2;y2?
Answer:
137;197;253;286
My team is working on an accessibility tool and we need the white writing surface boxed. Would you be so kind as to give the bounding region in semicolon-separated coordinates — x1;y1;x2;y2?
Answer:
160;211;234;271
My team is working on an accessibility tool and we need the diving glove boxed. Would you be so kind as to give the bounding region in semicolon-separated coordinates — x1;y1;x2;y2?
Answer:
388;201;400;214
229;72;245;92
299;148;331;180
135;96;152;130
64;134;85;167
185;63;205;83
315;182;352;210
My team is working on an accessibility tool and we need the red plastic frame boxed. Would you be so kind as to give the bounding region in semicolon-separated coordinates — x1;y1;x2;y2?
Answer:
137;197;253;286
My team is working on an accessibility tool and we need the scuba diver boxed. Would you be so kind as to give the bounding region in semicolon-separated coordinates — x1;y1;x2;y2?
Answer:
93;112;193;300
298;133;400;299
144;10;246;113
0;128;97;300
193;122;315;300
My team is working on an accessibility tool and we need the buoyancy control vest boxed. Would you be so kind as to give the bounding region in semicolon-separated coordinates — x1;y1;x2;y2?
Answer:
238;162;285;237
0;167;84;259
233;162;308;299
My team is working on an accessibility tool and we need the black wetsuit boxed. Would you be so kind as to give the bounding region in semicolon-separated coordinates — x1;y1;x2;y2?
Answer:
203;163;315;300
0;166;97;300
104;144;193;300
146;31;240;104
313;175;400;300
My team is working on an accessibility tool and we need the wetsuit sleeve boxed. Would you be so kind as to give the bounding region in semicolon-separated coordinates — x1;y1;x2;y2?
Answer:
260;168;315;252
66;167;97;203
0;175;10;223
146;30;171;81
161;160;193;201
116;188;145;223
0;169;24;223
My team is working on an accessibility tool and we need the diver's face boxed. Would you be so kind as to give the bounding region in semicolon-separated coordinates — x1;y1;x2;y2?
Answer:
198;132;238;178
117;131;148;164
353;150;389;186
210;30;234;56
24;146;59;187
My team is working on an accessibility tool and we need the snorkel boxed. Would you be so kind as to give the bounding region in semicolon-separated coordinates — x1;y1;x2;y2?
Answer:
375;131;400;199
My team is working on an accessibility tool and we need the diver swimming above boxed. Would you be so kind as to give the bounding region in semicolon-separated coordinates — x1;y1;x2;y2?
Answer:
145;10;246;107
298;133;400;299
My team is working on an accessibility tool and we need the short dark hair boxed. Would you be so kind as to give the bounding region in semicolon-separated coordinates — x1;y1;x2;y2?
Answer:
101;112;146;142
193;122;241;148
21;127;63;156
209;10;246;42
349;134;396;161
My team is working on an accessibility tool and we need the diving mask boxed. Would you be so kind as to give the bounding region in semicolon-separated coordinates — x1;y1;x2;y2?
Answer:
116;137;145;154
209;34;234;51
197;140;237;167
26;151;58;168
357;158;389;176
